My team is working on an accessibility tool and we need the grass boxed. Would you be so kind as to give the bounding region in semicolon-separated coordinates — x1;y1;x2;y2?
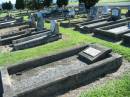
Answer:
80;74;130;97
0;22;130;68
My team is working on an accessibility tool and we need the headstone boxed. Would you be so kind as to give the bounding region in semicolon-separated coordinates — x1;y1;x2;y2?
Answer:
89;6;98;19
108;7;121;21
126;6;130;17
78;44;112;63
68;7;75;18
50;20;59;34
102;6;109;15
128;22;130;29
79;3;86;13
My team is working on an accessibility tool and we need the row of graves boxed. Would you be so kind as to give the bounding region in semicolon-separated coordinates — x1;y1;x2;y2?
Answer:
0;16;62;51
61;6;130;46
0;43;122;97
60;5;111;28
0;15;26;29
0;7;124;97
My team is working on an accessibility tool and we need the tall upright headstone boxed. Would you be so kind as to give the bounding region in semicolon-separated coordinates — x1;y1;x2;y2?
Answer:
126;6;130;17
50;20;59;34
79;3;86;13
108;7;121;21
89;6;98;20
128;22;130;29
102;5;109;15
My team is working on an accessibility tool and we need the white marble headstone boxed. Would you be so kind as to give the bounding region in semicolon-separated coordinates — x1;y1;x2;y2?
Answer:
51;20;57;32
83;47;101;57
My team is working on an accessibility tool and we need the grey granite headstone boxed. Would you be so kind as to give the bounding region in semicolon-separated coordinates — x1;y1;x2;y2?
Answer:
90;6;98;19
108;7;121;21
128;22;130;29
126;6;130;17
79;3;86;13
102;6;109;15
79;44;112;63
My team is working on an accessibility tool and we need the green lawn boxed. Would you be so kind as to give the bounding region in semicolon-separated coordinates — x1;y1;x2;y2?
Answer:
99;0;130;3
0;23;130;68
80;74;130;97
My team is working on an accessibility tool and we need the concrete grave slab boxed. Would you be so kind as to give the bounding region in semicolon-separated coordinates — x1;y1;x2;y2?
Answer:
122;33;130;45
0;44;122;97
75;17;130;33
12;33;62;50
0;29;49;45
94;21;130;41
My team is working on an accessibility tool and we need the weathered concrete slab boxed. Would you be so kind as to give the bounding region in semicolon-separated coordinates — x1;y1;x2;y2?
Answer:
94;21;130;40
0;29;49;45
2;44;122;97
122;33;130;45
12;33;62;50
1;69;15;97
75;17;130;33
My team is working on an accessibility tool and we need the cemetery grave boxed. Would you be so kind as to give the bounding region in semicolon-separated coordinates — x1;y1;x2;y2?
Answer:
94;21;130;41
0;44;122;97
60;17;88;28
0;17;27;29
75;7;124;33
0;19;62;51
122;33;130;45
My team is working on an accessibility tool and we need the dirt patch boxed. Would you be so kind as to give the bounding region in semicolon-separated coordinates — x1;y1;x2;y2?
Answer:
0;25;28;36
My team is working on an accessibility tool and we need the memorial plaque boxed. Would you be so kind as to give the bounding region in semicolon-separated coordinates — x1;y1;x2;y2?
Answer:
79;44;112;63
83;47;101;57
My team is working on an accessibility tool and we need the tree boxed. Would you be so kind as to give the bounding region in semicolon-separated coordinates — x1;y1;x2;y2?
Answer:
2;1;13;10
43;0;53;7
57;0;69;7
15;0;25;9
82;0;99;9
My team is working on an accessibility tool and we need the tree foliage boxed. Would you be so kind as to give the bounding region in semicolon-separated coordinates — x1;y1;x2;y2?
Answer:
2;1;13;10
79;0;100;9
56;0;69;7
15;0;25;9
43;0;53;7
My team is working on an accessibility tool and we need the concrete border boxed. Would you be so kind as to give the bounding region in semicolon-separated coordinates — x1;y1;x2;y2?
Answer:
94;21;130;41
12;33;62;51
0;44;122;97
76;17;130;33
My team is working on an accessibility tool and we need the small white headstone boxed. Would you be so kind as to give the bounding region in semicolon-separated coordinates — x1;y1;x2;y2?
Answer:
83;47;101;57
50;20;59;34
